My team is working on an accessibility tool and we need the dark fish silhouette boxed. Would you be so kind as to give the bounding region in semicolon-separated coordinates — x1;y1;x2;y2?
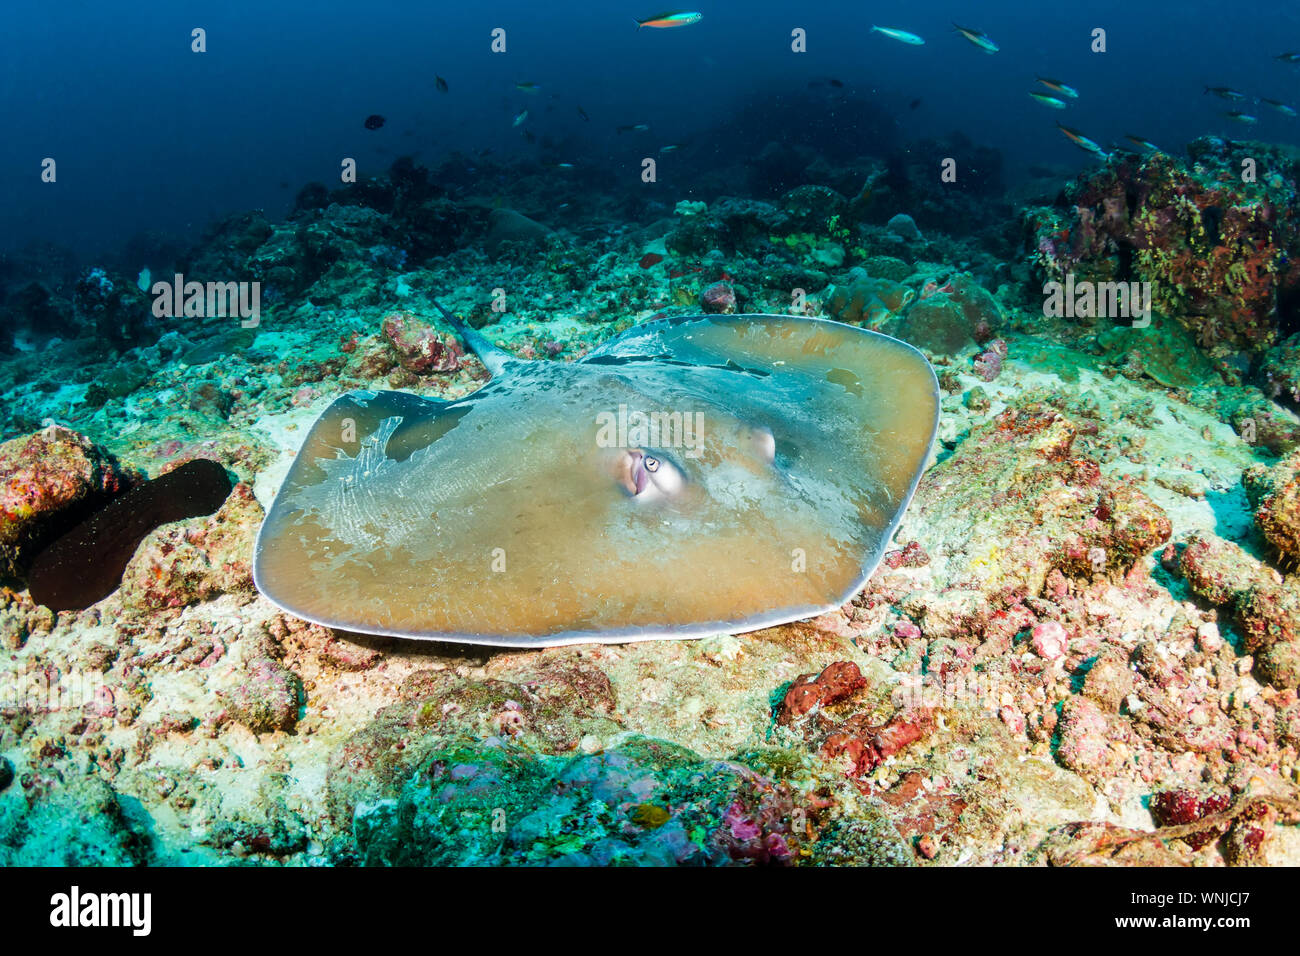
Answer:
436;75;449;93
1204;86;1247;101
364;114;386;130
29;460;233;612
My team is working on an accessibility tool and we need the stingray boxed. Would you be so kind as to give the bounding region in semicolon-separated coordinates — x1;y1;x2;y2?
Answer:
254;306;939;646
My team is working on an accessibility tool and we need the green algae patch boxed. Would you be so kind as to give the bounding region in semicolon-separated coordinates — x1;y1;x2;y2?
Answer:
179;327;258;367
1097;316;1217;389
352;736;810;866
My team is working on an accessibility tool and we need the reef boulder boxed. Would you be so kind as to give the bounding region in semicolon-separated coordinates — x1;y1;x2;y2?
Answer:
895;275;1003;354
353;736;806;866
486;208;554;255
0;427;137;580
380;311;464;374
1244;449;1300;566
1026;139;1300;352
116;481;262;615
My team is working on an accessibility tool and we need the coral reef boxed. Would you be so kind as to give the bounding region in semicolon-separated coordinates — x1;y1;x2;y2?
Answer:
3;140;1300;868
0;427;137;580
1026;138;1300;353
354;737;806;866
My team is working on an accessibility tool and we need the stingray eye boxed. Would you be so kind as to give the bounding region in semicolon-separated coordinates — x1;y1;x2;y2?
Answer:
645;454;684;496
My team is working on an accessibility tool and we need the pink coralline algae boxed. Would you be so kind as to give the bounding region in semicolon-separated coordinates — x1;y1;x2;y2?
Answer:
0;426;137;579
777;661;867;724
973;338;1007;382
381;311;464;374
1030;620;1068;660
699;281;737;314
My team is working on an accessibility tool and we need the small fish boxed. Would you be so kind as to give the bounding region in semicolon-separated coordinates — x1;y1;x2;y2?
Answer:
577;106;590;121
639;253;664;269
659;143;681;152
512;110;528;127
1123;134;1162;153
550;162;577;169
952;23;999;54
1276;52;1300;63
829;78;844;88
1036;76;1079;98
435;75;448;93
635;11;703;29
909;98;922;110
516;82;540;93
871;26;925;46
1029;92;1067;109
1204;86;1247;101
363;114;386;130
1262;98;1298;117
617;123;650;134
1057;122;1109;157
1225;110;1258;124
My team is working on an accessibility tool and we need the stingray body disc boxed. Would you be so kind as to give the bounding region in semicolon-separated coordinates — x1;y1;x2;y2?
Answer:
254;314;939;645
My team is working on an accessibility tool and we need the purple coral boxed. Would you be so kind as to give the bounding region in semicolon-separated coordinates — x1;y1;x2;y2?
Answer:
973;338;1008;382
700;281;736;314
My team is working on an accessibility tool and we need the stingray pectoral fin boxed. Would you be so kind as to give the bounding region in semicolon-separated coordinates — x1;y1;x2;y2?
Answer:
253;388;464;622
721;315;939;597
587;312;939;528
283;389;455;478
587;313;938;610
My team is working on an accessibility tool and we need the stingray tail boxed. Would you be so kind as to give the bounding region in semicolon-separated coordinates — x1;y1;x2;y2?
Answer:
430;297;514;377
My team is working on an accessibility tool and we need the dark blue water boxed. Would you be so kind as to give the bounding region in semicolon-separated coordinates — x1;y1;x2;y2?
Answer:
4;0;1300;259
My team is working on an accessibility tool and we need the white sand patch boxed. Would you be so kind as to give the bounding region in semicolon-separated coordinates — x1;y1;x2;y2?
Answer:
249;399;333;507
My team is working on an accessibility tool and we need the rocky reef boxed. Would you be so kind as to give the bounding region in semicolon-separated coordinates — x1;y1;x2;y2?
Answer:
3;143;1300;867
1024;137;1300;354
